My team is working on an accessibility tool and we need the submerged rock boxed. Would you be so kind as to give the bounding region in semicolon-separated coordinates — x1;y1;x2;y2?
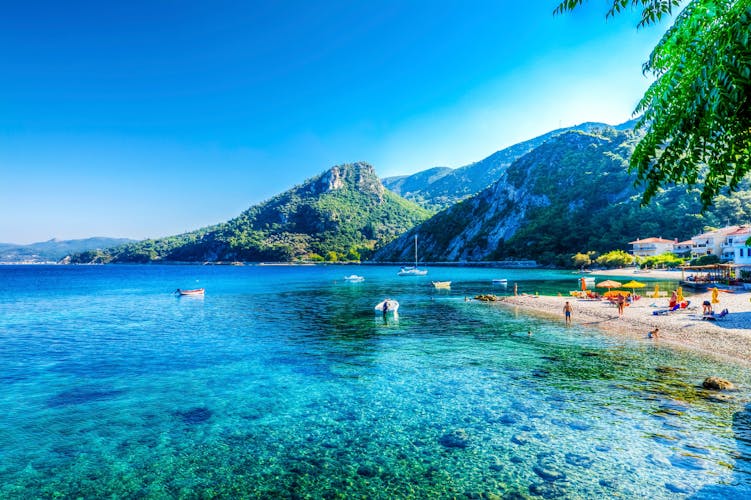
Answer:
533;465;567;482
357;464;379;477
174;406;213;424
565;452;593;468
703;377;734;391
439;429;469;448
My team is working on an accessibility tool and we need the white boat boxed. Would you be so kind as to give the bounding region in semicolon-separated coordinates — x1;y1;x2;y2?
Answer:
432;281;451;288
492;278;508;285
398;235;427;276
344;275;365;282
375;299;399;314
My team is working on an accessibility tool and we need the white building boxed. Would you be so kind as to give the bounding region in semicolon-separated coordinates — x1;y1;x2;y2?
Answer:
629;237;677;257
690;226;740;258
721;226;751;264
673;240;693;257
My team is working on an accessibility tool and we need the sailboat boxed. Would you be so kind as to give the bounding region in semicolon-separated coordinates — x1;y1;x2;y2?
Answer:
398;235;428;276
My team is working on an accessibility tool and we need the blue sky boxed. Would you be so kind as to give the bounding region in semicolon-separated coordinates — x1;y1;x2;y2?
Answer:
1;1;669;244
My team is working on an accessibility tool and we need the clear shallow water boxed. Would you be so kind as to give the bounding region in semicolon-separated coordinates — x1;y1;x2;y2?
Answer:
0;265;749;498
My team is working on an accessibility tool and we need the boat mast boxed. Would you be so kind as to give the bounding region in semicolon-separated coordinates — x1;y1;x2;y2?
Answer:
414;234;418;267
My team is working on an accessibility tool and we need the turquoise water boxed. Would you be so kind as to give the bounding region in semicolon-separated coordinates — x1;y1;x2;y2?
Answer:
0;265;749;498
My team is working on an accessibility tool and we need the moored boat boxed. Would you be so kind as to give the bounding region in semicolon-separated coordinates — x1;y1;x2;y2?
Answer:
176;288;205;296
679;280;709;291
432;281;451;288
398;235;427;276
375;299;399;314
344;275;365;282
492;278;508;285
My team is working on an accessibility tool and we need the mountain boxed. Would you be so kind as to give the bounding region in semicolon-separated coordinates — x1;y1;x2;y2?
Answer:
69;163;431;264
381;122;624;211
0;237;136;263
374;127;751;265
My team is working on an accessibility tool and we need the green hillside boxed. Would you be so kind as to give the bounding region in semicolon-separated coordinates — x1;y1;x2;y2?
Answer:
374;128;751;265
70;163;430;263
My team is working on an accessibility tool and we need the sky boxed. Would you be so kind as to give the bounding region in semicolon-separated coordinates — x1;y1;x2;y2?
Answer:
0;1;671;244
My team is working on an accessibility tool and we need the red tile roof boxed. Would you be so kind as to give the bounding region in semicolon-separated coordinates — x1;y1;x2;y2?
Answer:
629;237;676;244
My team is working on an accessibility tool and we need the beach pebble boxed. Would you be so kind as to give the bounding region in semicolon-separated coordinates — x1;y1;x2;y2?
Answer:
702;377;734;391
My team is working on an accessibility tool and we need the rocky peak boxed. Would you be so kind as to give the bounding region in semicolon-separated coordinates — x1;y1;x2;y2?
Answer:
312;162;384;199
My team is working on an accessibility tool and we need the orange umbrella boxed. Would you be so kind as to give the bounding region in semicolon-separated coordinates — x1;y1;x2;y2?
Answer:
652;283;660;298
597;280;622;290
712;287;720;304
580;278;587;291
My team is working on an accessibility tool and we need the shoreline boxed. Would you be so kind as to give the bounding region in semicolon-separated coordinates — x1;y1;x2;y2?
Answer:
497;290;751;367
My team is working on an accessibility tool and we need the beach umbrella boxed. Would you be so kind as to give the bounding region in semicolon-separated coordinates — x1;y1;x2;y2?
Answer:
580;278;587;291
652;283;660;298
712;287;720;304
676;286;684;303
597;280;622;291
621;280;646;296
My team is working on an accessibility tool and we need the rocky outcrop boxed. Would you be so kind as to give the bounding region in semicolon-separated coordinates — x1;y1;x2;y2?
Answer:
703;377;734;390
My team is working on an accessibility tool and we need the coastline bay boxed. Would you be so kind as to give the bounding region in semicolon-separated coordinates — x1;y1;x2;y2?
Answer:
1;265;749;498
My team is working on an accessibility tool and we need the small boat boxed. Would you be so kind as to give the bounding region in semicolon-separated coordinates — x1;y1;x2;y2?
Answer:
176;288;205;296
492;278;508;285
432;281;451;288
399;266;428;276
344;275;365;282
398;235;427;276
679;280;709;291
375;299;399;314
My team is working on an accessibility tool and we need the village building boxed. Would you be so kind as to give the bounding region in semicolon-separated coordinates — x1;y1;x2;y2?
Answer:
721;226;751;265
628;237;677;257
690;226;740;259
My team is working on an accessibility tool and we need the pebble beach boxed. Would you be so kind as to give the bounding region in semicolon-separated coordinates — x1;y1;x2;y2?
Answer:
500;285;751;367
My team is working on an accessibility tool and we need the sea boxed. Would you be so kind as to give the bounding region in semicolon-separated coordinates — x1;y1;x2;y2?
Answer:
0;264;749;498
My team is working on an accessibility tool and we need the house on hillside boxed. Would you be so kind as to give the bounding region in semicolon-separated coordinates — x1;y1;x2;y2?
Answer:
721;226;751;265
672;240;693;257
629;237;677;257
690;226;740;259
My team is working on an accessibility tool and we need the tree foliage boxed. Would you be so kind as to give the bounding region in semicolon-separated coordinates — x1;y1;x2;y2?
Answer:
595;250;635;268
556;0;751;208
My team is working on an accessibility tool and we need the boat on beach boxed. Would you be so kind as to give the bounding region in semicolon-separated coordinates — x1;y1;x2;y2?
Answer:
344;275;365;282
176;288;205;296
432;281;451;288
375;299;399;314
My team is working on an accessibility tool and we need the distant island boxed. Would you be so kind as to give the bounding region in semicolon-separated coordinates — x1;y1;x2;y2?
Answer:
0;237;136;264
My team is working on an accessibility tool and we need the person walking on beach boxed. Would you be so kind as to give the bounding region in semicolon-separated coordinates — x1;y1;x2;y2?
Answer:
616;294;625;317
563;301;572;325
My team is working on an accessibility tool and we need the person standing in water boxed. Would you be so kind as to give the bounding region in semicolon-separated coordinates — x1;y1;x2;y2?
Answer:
563;301;573;325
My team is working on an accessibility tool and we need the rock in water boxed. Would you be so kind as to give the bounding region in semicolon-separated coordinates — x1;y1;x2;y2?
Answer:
703;377;734;391
439;429;469;448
